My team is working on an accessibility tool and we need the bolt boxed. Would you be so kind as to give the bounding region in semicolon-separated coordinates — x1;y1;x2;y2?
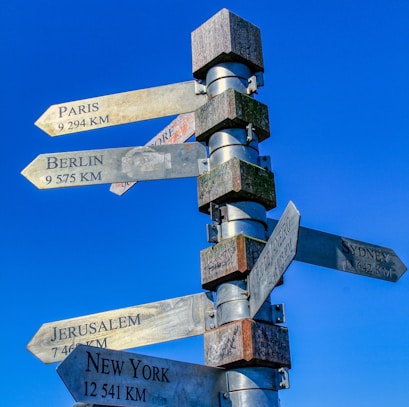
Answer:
223;392;229;399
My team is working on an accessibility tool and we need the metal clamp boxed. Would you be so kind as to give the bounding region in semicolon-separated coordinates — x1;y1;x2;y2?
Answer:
219;392;232;407
278;368;290;390
272;303;286;324
206;223;221;243
195;80;207;95
205;309;218;330
198;158;209;175
247;72;264;94
259;155;272;171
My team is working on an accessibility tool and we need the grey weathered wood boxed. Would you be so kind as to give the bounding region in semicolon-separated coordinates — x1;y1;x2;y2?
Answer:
35;81;206;136
195;88;270;143
197;157;276;213
200;234;266;290
21;143;207;189
110;112;195;196
267;219;407;282
192;8;264;79
27;293;214;364
249;202;300;318
57;345;226;407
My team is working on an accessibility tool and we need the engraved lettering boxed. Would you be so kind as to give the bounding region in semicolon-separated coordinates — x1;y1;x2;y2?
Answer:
58;102;99;118
126;386;146;402
46;155;103;170
49;314;141;342
129;358;170;383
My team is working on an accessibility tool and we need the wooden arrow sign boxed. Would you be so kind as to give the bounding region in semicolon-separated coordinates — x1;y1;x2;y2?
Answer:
21;142;207;189
249;201;300;318
35;80;207;136
110;112;196;196
27;293;214;364
267;219;407;282
57;345;226;407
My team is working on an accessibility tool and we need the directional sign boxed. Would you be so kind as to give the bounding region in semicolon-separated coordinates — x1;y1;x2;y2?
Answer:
35;81;207;136
21;143;207;189
267;219;406;282
27;292;214;364
110;112;196;196
57;345;226;407
249;201;300;318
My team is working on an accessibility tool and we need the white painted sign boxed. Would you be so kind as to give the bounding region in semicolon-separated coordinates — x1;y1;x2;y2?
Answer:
35;81;206;136
28;292;214;364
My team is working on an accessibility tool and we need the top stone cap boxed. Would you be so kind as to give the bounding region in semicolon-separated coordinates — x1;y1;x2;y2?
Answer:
192;9;264;79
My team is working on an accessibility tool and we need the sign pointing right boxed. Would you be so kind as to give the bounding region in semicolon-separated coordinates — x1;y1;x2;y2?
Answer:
267;219;407;282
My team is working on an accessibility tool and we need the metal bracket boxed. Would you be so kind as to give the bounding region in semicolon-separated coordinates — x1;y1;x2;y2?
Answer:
206;223;220;243
278;368;290;390
259;155;272;171
210;203;228;224
210;203;221;223
219;392;232;407
205;308;218;330
272;303;286;324
246;123;255;143
198;158;209;175
247;72;264;95
195;80;207;95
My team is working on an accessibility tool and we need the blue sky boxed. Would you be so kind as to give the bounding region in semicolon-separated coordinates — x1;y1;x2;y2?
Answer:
1;1;408;406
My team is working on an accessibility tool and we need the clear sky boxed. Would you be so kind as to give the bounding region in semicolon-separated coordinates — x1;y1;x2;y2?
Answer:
1;1;408;406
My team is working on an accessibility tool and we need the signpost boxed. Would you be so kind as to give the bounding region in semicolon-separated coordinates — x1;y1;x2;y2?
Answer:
248;202;300;318
57;345;227;407
267;219;406;282
110;112;195;196
23;8;407;407
21;143;207;189
28;292;214;364
35;81;206;136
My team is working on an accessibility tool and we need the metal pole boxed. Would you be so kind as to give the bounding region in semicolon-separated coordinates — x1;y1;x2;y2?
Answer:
192;9;290;406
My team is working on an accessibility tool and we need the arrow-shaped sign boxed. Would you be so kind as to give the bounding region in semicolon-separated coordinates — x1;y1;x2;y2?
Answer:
57;345;226;407
267;219;407;282
110;112;196;196
35;81;207;136
28;292;214;364
21;142;207;189
248;201;300;318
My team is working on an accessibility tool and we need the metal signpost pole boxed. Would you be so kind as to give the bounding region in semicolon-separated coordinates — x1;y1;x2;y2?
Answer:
192;10;294;406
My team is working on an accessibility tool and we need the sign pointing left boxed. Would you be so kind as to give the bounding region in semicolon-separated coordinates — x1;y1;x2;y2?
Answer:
21;143;207;189
35;80;207;136
57;345;226;407
27;292;214;364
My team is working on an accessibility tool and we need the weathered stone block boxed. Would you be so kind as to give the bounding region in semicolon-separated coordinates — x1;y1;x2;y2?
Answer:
192;8;264;79
197;157;276;213
201;234;266;290
195;88;270;144
205;319;291;368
